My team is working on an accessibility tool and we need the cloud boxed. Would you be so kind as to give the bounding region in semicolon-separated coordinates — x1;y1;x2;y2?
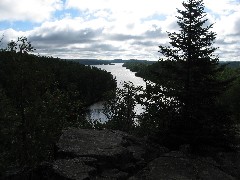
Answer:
106;34;142;41
85;43;123;52
131;40;157;47
30;28;101;45
12;15;167;60
204;0;240;16
144;27;166;39
0;28;27;48
0;0;239;61
233;16;240;35
0;0;63;22
214;11;240;35
65;0;182;16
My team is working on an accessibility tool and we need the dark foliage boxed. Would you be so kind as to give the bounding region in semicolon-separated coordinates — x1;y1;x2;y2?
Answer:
0;38;116;175
137;0;237;150
122;61;155;78
103;82;142;132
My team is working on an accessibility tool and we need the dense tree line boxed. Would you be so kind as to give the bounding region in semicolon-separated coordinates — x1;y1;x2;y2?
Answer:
122;61;154;78
124;60;240;81
0;38;116;175
123;51;240;141
122;59;240;151
75;59;154;65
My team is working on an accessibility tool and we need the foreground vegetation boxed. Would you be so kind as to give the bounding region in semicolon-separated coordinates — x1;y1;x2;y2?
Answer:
0;37;116;175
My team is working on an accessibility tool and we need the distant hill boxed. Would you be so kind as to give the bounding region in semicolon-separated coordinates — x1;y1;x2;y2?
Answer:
220;61;240;68
67;59;240;67
67;59;155;65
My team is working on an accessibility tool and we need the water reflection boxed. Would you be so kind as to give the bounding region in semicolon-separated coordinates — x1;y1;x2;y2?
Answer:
93;63;146;89
87;63;146;123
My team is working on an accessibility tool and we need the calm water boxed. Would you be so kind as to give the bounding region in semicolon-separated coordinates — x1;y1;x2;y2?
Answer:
86;63;146;123
94;63;146;88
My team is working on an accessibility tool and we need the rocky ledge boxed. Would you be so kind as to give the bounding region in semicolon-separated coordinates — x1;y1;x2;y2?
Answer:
6;128;240;180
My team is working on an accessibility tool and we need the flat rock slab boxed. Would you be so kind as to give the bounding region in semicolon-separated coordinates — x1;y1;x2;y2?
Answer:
57;128;129;158
53;158;97;180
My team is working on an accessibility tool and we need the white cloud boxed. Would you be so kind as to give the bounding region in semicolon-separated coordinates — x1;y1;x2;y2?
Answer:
0;0;239;61
65;0;182;20
214;11;240;36
0;28;25;41
0;0;63;22
0;16;163;59
205;0;240;16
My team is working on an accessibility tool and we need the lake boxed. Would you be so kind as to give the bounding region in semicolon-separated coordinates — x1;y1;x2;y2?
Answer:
86;63;146;123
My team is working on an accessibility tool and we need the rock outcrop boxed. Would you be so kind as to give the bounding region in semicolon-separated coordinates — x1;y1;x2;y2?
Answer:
5;128;240;180
54;128;168;179
53;128;239;180
130;151;236;180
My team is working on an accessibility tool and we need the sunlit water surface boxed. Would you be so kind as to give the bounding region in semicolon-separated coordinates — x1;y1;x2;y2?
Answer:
86;63;146;123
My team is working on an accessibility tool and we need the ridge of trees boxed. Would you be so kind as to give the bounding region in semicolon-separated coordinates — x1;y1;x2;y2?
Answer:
74;59;153;65
0;37;116;174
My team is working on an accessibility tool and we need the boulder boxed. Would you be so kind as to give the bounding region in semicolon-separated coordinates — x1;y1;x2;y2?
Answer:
57;128;128;158
53;158;97;180
129;151;236;180
215;152;240;178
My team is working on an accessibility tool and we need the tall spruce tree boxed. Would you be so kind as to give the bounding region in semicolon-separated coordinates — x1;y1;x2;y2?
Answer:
157;0;234;149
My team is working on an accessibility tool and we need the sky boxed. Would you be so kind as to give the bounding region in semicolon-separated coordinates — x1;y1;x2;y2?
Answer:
0;0;240;61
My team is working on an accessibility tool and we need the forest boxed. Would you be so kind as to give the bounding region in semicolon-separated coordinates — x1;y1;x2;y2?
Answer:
122;60;240;132
0;37;116;175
